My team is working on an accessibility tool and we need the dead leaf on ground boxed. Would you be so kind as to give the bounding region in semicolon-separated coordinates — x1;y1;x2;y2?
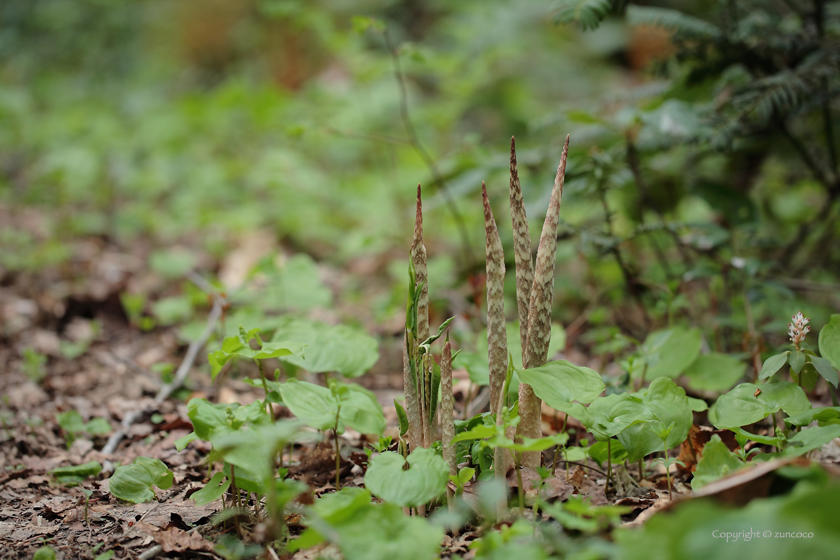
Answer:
677;424;739;473
156;527;214;553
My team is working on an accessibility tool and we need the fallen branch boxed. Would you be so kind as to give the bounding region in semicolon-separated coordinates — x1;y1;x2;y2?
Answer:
101;293;225;467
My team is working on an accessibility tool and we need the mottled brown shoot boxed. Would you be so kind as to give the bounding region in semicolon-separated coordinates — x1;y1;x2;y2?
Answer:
440;337;457;476
509;136;534;354
482;182;508;416
519;134;570;469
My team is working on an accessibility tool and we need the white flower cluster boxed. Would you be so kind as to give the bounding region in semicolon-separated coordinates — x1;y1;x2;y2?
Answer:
788;312;811;347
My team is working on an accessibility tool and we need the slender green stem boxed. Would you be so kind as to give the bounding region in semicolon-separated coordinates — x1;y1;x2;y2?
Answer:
255;359;275;423
664;452;673;501
606;439;612;492
638;458;645;480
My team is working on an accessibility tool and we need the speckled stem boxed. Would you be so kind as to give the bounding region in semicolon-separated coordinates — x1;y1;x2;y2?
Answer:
412;184;430;344
482;183;508;416
519;134;570;469
509;137;534;354
411;184;431;446
441;338;457;477
403;330;421;452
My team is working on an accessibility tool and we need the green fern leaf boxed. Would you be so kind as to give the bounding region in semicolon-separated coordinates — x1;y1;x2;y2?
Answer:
626;6;722;40
553;0;615;31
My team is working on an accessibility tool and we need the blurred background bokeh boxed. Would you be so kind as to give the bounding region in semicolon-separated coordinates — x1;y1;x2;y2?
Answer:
2;0;839;371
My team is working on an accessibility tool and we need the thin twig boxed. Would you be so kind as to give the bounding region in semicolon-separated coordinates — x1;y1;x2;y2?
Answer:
383;30;476;268
101;294;225;464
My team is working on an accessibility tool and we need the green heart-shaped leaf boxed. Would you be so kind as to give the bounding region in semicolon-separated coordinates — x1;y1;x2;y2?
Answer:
364;448;449;507
691;435;744;490
109;457;173;503
709;382;811;429
271;318;379;377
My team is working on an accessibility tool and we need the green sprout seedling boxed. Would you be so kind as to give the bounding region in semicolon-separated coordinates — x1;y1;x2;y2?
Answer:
208;325;306;420
56;410;111;448
649;423;685;501
449;466;475;496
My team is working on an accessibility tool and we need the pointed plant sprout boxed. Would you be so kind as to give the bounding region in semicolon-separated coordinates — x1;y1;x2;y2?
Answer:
519;135;570;468
482;182;508;419
440;336;457;478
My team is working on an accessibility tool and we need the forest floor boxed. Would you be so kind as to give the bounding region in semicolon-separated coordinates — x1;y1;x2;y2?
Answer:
2;230;839;560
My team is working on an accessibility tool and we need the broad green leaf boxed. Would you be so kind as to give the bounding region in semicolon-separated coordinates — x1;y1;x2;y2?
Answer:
191;471;230;505
683;353;745;392
710;382;811;429
175;432;198;451
222;462;263;494
789;351;806;374
33;547;56;560
151;296;193;326
645;377;693;448
618;378;692;460
518;360;604;412
454;322;565;385
311;487;373;525
498;433;569;453
687;397;709;412
335;384;386;435
585;393;652;441
588;439;627;466
730;426;783;447
456;467;475;486
450;424;500;444
280;378;336;431
308;500;443;560
109;457;174;503
50;461;102;486
186;398;270;441
271;317;379;377
785;407;840;427
364;448;449;507
781;425;840;458
810;356;839;388
818;315;840;370
56;410;86;433
257;254;333;311
617;422;663;463
208;328;306;380
691;435;744;490
211;420;307;482
640;327;702;379
759;352;789;381
614;479;840;559
278;380;384;435
84;417;112;435
149;248;197;279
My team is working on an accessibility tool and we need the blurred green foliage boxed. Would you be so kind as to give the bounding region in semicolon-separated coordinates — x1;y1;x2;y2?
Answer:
1;0;838;357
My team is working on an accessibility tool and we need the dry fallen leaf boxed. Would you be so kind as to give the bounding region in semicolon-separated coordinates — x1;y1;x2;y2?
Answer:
156;527;214;553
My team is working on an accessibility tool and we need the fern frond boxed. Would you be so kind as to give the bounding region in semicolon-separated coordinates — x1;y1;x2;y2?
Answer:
626;6;722;40
552;0;615;31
